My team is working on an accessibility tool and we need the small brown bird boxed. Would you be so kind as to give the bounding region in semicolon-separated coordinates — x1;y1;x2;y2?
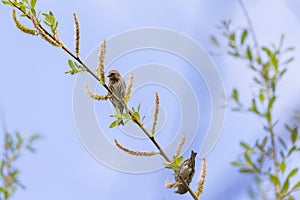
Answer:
107;70;126;125
175;151;197;194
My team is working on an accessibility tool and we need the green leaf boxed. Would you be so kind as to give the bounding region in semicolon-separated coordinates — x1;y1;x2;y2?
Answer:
68;59;74;68
270;174;280;186
258;90;265;103
231;161;241;166
287;168;298;180
228;51;240;57
278;136;287;150
239;168;255;174
262;46;272;56
291;127;298;144
210;35;220;46
246;46;253;61
249;99;260;115
28;134;41;143
240;142;251;150
229;33;235;48
283;47;295;53
282;57;295;65
267;96;276;113
30;0;37;9
2;0;13;5
232;89;239;101
270;54;279;70
241;29;248;45
164;163;174;170
15;132;23;150
280;161;286;173
133;112;140;121
244;152;252;166
288;146;297;157
109;119;121;128
282;179;290;194
261;136;268;149
175;156;184;166
290;181;300;193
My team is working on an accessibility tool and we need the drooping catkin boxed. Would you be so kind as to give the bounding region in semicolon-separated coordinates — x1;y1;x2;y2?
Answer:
73;13;80;58
85;85;110;100
196;158;207;197
114;139;158;157
12;9;36;35
151;92;160;136
174;132;186;157
124;72;134;103
97;39;106;85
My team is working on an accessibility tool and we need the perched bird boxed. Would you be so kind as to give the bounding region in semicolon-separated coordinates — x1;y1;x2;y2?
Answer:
175;151;197;194
107;70;126;125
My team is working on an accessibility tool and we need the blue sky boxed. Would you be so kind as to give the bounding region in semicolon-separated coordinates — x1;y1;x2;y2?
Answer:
1;0;300;199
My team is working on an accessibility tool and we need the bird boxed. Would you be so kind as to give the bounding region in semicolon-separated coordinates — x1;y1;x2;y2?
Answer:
175;151;197;194
107;70;126;125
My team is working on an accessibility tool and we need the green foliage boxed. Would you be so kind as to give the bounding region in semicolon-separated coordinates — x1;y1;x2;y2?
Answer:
109;104;144;128
2;0;38;17
42;11;58;36
0;132;40;200
164;156;184;171
65;59;86;75
213;20;299;200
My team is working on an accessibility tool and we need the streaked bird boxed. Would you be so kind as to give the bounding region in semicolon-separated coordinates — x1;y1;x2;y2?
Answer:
107;70;126;125
175;151;197;194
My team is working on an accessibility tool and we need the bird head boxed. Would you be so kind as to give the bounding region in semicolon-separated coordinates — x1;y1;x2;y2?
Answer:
107;70;121;80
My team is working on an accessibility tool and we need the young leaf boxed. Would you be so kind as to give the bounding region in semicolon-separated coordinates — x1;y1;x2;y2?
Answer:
246;46;253;61
241;29;248;45
280;161;286;173
30;0;37;9
239;168;255;174
109;119;121;128
269;174;280;186
291;127;298;144
232;89;239;101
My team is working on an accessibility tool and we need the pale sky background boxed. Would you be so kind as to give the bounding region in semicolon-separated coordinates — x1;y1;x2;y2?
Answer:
1;0;300;200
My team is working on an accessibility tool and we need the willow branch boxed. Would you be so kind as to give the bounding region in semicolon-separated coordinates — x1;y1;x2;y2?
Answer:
7;3;199;199
238;0;280;197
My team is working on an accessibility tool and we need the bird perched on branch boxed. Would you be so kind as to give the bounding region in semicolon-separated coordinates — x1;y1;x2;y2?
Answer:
107;70;126;125
175;151;197;194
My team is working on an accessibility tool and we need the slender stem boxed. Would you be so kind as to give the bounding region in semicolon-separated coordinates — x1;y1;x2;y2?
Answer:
239;1;280;198
265;87;280;199
8;2;199;199
238;0;261;60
